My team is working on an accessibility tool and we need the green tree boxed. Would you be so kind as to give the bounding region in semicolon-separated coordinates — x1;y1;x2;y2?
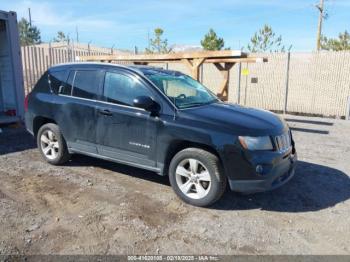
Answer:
53;31;69;43
320;31;350;51
145;28;172;54
200;29;225;51
18;18;41;46
247;24;287;53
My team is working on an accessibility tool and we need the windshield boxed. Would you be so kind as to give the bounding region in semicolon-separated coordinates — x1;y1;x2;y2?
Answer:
145;71;218;109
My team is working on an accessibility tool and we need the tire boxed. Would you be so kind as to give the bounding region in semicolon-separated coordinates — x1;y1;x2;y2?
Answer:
37;123;70;165
168;148;227;207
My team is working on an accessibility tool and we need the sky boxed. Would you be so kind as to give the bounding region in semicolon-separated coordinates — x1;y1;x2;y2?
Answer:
1;0;350;51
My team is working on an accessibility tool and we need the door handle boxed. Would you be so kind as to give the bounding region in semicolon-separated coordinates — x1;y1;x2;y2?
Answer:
98;109;112;116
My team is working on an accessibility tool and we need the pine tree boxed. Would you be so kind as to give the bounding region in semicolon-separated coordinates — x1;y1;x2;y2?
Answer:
18;18;41;46
247;25;287;52
145;28;172;54
321;31;350;51
53;31;69;43
200;29;224;51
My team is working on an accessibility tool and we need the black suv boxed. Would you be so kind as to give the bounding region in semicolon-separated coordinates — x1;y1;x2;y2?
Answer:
25;63;297;207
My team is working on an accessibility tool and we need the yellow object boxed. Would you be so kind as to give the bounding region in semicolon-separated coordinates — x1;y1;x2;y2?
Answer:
242;68;249;76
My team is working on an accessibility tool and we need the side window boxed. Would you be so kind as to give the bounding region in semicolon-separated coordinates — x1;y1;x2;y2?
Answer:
72;70;102;99
59;71;75;96
103;72;152;106
49;70;68;94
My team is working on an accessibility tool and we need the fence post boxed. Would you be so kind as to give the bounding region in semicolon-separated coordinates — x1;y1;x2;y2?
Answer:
72;42;75;62
237;62;241;104
283;52;291;114
48;42;52;66
200;64;204;83
244;63;248;105
346;96;350;120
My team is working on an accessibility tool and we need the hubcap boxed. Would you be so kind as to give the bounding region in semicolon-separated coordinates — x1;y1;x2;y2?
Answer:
40;130;59;160
175;158;211;199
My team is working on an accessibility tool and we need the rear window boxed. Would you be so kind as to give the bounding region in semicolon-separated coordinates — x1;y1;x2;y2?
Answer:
49;70;68;94
72;70;103;99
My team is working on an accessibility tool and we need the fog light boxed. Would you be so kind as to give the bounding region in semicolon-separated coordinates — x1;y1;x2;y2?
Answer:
256;165;264;174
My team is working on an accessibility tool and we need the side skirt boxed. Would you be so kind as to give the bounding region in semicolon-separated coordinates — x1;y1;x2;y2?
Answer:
68;147;163;175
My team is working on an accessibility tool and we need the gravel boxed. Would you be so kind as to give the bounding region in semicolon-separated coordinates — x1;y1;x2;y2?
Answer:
0;114;349;255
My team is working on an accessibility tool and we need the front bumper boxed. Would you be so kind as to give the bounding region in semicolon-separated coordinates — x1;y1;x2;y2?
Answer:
228;151;297;193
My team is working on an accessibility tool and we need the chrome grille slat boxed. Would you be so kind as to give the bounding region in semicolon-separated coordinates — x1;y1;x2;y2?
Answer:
275;131;291;152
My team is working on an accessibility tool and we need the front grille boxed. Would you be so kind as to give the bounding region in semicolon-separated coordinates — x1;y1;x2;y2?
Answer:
274;131;292;152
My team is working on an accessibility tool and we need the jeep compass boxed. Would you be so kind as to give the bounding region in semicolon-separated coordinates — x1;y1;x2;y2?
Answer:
25;63;297;207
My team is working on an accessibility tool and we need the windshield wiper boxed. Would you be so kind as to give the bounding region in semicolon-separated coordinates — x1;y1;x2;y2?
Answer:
180;99;218;108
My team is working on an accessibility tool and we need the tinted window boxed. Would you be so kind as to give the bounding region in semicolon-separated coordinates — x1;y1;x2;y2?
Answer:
72;70;102;99
49;70;68;94
33;72;49;92
59;71;75;96
103;72;152;106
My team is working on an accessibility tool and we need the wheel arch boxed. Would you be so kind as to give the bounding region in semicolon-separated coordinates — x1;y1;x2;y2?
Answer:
162;140;223;176
33;116;57;137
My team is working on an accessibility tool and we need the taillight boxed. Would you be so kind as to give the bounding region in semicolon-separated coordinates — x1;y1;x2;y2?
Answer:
24;95;29;112
5;109;16;116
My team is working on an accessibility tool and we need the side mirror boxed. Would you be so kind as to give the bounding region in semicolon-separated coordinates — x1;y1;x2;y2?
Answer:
133;96;159;113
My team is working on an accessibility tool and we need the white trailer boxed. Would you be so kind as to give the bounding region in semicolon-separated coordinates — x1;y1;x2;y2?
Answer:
0;10;24;124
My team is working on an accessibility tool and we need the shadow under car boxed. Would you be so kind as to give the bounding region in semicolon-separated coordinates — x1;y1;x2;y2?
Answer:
67;155;350;213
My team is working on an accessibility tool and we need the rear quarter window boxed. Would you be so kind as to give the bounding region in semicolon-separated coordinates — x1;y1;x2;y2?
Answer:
48;70;69;94
33;72;49;93
60;71;75;96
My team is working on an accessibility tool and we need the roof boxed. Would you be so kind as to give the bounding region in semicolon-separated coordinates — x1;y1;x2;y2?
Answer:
49;62;181;76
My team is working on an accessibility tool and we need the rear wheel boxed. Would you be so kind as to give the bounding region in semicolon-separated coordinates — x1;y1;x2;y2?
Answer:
37;123;70;165
168;148;227;207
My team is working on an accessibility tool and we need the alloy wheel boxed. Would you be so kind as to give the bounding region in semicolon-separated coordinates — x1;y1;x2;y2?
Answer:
40;130;59;160
175;158;211;199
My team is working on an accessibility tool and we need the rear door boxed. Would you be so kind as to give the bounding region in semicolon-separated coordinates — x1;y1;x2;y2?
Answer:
55;68;104;153
95;69;160;168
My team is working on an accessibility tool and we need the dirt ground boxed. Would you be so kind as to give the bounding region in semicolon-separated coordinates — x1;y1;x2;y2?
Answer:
0;114;349;255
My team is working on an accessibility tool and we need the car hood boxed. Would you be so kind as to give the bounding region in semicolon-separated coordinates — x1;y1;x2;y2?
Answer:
179;102;288;136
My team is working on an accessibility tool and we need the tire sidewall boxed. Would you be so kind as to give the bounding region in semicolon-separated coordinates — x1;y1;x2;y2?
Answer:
169;149;224;207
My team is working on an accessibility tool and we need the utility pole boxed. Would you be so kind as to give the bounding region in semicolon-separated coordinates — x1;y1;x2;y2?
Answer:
28;8;32;26
316;0;325;51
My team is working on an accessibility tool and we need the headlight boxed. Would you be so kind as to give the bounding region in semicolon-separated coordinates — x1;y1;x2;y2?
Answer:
238;136;273;151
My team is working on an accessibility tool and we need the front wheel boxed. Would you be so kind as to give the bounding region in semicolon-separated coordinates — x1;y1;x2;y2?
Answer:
37;123;70;165
168;148;227;207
